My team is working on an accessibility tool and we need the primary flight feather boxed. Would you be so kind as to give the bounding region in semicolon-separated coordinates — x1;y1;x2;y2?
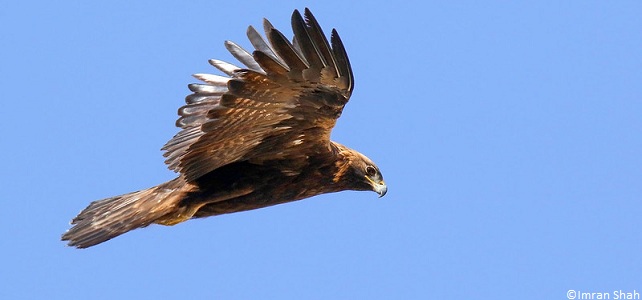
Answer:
62;8;386;248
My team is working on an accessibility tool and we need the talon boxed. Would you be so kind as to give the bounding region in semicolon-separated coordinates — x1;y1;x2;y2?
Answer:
155;202;207;226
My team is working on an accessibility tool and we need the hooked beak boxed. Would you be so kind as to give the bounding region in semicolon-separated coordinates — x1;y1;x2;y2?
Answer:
375;182;388;197
366;176;387;198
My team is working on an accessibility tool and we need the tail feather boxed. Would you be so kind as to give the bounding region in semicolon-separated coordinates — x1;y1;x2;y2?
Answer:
62;181;183;248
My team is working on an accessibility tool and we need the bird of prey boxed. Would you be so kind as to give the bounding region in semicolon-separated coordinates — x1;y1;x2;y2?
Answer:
62;8;386;248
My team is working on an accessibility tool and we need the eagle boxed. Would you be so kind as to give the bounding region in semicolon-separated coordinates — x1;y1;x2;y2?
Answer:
62;8;386;248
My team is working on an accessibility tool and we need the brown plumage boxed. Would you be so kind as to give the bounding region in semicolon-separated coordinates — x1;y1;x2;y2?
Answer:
61;8;386;249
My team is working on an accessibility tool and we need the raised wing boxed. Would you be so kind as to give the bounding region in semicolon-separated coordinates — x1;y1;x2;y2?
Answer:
162;8;354;182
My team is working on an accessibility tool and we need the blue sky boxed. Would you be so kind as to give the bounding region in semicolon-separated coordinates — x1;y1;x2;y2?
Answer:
2;1;641;299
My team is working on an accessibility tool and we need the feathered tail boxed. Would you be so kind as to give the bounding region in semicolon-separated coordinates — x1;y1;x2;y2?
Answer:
61;179;185;248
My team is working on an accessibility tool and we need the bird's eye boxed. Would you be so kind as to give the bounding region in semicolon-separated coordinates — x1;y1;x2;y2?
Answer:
365;166;377;177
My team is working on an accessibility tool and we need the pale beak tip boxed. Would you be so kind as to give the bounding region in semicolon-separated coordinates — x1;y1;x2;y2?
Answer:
377;185;387;198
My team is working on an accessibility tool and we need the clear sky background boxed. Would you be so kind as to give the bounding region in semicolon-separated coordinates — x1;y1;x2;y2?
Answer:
2;1;641;299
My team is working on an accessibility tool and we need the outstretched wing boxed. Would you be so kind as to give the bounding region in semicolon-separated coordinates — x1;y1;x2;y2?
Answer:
162;8;354;182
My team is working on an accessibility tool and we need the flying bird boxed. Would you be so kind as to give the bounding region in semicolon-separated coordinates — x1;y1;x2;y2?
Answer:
62;8;386;248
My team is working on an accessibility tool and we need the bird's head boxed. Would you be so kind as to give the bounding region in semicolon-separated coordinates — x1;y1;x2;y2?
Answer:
332;143;387;197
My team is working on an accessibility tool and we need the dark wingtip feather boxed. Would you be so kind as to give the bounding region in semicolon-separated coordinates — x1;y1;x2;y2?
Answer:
266;28;309;71
303;8;340;81
252;50;289;75
247;25;286;67
290;9;326;70
330;28;354;93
